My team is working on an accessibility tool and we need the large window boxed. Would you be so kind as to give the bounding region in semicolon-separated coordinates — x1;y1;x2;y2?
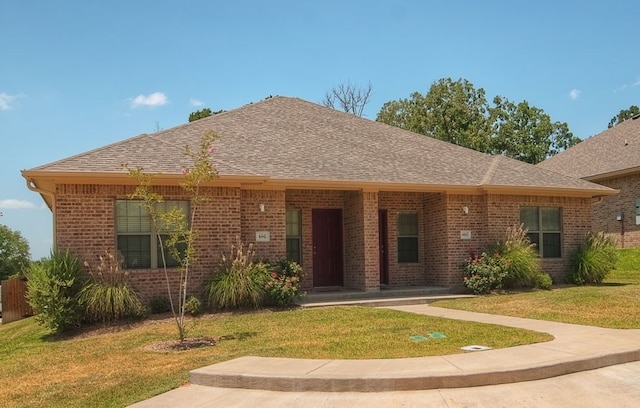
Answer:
286;209;301;264
397;212;419;263
116;200;189;269
520;206;562;258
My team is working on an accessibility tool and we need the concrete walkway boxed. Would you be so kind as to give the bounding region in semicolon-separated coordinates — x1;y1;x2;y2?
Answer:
131;305;640;406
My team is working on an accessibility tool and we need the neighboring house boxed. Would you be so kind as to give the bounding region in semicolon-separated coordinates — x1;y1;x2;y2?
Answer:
538;114;640;247
22;97;615;302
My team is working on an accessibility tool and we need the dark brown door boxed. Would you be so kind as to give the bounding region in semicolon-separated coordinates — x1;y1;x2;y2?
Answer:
312;209;343;287
379;209;389;285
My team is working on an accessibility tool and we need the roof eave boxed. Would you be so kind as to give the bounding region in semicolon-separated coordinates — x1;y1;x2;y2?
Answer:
584;166;640;182
480;184;619;198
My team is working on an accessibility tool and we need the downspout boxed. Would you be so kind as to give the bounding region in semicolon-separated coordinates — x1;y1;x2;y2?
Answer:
25;178;57;252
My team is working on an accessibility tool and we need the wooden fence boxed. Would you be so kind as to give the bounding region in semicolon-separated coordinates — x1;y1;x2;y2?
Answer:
1;277;33;324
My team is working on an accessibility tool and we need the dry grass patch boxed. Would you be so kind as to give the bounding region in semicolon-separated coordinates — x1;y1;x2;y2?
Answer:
0;306;551;408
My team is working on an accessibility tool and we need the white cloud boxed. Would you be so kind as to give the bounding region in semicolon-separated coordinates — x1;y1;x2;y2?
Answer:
0;199;38;209
634;78;640;87
129;92;168;108
190;98;205;107
0;92;17;110
569;89;581;100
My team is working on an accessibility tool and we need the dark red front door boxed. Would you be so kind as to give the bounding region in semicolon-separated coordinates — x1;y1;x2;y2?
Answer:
312;209;343;287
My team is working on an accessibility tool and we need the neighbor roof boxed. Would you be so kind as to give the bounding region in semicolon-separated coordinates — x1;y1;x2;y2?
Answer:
24;96;614;197
538;115;640;181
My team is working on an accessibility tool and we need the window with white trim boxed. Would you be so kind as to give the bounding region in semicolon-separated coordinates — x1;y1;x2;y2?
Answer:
397;212;419;263
520;206;562;258
116;200;189;269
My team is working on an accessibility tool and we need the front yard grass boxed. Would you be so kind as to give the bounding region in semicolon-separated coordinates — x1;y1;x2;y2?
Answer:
433;248;640;329
0;306;549;408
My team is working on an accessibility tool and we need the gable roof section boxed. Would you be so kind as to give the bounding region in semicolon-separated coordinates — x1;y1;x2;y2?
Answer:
538;115;640;181
24;96;614;197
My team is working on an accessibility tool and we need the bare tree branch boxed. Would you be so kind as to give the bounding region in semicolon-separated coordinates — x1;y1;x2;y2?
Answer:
323;81;373;117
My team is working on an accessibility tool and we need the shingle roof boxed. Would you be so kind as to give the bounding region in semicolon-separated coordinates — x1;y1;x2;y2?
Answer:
538;115;640;180
25;96;613;195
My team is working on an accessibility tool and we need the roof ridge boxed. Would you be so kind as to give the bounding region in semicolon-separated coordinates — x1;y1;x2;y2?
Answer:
481;155;502;185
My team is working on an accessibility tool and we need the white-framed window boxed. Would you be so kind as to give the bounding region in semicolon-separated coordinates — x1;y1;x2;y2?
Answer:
635;198;640;225
286;209;301;264
115;200;189;269
397;212;419;263
520;206;562;258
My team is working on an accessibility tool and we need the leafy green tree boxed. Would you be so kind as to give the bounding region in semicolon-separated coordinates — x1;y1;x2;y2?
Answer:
0;224;31;281
188;108;224;122
377;77;578;164
377;78;491;151
490;97;580;164
608;105;640;128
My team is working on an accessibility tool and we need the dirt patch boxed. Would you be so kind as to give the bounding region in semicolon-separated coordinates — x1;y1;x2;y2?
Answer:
144;336;218;352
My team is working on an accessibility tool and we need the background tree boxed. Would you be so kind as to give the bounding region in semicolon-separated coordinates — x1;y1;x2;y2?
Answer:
377;77;578;164
188;108;224;122
490;97;580;164
323;81;373;117
608;105;640;128
0;224;31;280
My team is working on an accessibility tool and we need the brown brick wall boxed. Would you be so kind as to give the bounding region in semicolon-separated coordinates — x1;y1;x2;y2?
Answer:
379;192;427;286
55;184;245;303
54;183;593;300
485;194;592;282
591;175;640;248
240;189;286;261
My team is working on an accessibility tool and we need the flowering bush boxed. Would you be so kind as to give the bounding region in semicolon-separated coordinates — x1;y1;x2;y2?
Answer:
462;251;510;294
265;259;303;307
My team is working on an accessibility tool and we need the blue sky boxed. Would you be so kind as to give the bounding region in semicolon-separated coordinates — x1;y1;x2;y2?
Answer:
1;1;638;260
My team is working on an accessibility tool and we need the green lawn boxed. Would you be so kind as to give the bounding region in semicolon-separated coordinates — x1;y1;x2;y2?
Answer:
3;248;638;407
0;306;549;408
433;248;640;329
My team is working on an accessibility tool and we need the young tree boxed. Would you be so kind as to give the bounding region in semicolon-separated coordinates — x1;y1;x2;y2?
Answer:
127;130;218;341
188;108;225;122
323;81;373;117
608;105;640;128
0;224;31;281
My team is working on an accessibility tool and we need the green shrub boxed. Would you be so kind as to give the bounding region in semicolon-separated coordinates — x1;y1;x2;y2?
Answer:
569;232;618;285
78;252;143;323
184;295;201;316
462;251;509;294
148;297;171;314
265;259;304;307
25;249;83;333
535;273;553;290
204;242;268;309
491;224;542;289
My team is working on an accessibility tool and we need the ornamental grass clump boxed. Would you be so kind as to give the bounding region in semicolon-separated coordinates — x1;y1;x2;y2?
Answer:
78;251;144;324
491;224;543;289
569;232;618;285
204;242;268;309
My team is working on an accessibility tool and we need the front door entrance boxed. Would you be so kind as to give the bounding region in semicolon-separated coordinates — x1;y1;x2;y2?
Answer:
312;209;343;287
379;209;389;285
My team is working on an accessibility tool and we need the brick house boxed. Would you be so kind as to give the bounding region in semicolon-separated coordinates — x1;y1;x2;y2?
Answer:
539;115;640;247
22;97;615;302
